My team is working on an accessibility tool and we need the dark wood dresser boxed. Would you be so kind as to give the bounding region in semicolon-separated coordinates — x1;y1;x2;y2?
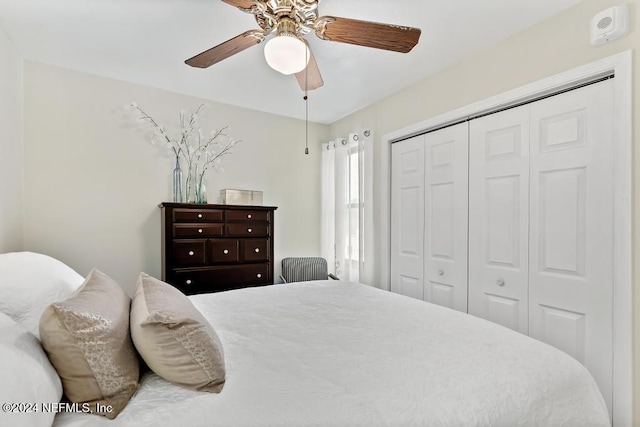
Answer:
160;203;277;295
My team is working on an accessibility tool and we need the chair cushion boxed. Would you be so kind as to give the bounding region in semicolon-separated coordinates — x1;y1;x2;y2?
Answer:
281;257;329;282
130;273;225;392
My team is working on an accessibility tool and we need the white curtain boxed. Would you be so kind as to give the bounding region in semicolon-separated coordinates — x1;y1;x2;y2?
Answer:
321;130;374;284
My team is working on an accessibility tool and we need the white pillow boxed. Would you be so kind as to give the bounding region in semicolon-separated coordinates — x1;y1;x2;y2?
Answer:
0;252;84;337
0;312;63;427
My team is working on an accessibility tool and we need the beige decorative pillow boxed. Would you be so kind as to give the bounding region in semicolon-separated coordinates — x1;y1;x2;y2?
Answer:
39;269;139;419
130;273;225;392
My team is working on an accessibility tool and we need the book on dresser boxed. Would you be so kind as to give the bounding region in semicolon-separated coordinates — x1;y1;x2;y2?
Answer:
159;202;277;295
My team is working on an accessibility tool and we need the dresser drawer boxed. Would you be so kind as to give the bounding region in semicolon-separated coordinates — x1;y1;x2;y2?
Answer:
173;208;224;223
209;239;239;263
240;239;269;262
226;223;269;236
226;210;269;222
174;224;224;238
172;240;206;266
171;263;270;294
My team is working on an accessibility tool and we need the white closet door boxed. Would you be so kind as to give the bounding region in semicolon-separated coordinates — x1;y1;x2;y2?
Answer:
529;80;614;411
469;105;530;334
424;123;469;312
390;136;425;300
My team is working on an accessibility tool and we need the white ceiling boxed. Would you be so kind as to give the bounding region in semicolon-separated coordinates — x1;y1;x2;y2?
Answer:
0;0;580;124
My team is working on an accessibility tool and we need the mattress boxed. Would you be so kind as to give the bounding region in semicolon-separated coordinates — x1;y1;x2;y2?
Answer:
54;281;610;426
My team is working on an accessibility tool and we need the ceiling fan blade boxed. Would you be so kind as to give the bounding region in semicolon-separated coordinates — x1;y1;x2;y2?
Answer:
185;30;265;68
316;16;421;53
221;0;255;9
295;43;324;91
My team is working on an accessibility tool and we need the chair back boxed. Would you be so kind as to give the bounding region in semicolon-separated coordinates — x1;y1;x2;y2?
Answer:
281;257;329;283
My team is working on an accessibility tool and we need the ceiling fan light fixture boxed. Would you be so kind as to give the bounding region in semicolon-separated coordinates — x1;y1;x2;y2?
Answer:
264;33;309;75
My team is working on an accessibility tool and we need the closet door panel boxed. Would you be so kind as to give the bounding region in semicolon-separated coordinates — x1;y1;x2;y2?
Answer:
391;136;425;300
529;80;613;411
469;105;529;334
424;122;469;312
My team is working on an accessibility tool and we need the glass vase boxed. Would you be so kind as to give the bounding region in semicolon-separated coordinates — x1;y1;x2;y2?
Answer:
196;176;207;204
185;165;197;203
172;156;183;203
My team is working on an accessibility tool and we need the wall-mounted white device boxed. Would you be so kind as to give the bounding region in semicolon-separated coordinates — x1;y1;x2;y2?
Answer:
590;5;629;46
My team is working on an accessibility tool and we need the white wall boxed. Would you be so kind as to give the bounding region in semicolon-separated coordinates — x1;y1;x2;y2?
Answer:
0;27;23;252
329;0;639;422
23;61;328;294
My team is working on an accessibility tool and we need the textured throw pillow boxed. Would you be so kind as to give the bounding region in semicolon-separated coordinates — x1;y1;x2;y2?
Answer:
39;269;139;419
0;312;62;427
0;251;84;337
130;273;225;392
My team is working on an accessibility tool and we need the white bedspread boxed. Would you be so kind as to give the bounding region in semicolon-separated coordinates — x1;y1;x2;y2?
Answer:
54;281;610;427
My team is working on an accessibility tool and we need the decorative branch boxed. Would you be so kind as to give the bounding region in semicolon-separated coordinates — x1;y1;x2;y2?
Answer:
127;102;240;202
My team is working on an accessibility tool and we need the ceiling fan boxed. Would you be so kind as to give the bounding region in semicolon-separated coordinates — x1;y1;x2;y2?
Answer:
185;0;421;91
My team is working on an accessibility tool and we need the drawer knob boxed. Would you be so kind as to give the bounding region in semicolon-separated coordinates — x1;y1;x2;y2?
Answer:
438;268;444;276
497;278;505;287
185;279;192;285
257;273;262;278
197;213;203;218
223;249;229;255
247;214;252;219
188;251;195;256
248;228;253;233
198;228;203;233
254;248;260;253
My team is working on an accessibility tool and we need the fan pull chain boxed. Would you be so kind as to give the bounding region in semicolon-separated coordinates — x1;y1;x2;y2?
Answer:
304;94;309;155
304;44;309;155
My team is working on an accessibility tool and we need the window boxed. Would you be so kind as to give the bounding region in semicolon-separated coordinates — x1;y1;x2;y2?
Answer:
321;131;373;284
346;146;362;278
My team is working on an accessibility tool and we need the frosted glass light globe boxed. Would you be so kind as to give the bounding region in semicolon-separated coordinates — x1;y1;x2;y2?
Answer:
264;34;309;75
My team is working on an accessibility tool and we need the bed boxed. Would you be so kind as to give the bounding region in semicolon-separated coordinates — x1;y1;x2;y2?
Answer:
0;252;610;427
